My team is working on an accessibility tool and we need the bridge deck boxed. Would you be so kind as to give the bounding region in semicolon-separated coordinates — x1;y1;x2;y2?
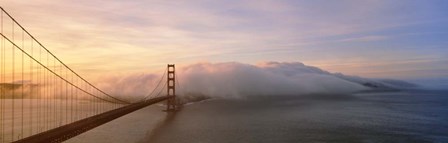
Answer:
13;96;172;143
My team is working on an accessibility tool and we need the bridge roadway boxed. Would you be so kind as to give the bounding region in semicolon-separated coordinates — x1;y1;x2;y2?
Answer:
13;96;173;143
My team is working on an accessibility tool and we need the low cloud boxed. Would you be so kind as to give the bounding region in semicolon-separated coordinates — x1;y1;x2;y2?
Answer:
3;61;417;102
96;61;416;101
178;62;368;98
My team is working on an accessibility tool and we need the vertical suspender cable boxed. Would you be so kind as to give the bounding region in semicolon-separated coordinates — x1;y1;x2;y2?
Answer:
12;20;15;142
43;50;46;131
37;40;40;133
21;26;24;140
57;60;62;126
29;37;33;136
75;74;78;121
43;51;46;131
58;63;61;125
52;60;54;127
38;41;41;132
0;10;4;143
60;66;62;124
45;50;49;130
71;72;73;123
65;68;68;124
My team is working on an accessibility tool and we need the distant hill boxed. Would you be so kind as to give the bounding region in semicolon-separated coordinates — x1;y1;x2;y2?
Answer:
259;61;419;90
0;83;40;99
333;73;418;90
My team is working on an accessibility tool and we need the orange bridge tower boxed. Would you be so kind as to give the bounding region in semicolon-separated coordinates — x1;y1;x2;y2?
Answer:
166;64;178;111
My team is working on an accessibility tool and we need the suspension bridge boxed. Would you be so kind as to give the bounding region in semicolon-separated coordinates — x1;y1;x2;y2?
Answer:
0;7;181;143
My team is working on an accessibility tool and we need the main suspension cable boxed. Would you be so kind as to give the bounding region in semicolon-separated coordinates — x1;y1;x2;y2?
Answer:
0;7;129;104
142;69;167;101
0;33;124;104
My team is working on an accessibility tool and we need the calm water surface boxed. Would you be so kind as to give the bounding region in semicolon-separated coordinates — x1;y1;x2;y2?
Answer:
141;90;448;143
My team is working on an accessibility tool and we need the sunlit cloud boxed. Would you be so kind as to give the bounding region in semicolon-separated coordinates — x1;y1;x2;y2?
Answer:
1;0;447;79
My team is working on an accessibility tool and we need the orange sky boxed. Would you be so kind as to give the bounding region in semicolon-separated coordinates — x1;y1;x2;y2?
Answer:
1;0;447;79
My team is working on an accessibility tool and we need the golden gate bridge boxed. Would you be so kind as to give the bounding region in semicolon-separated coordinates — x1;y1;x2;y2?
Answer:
0;7;181;143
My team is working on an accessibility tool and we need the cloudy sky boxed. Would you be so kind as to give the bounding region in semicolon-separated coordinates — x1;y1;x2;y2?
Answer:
1;0;447;79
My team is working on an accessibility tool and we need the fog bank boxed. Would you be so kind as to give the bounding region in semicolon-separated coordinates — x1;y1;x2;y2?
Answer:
94;61;419;101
